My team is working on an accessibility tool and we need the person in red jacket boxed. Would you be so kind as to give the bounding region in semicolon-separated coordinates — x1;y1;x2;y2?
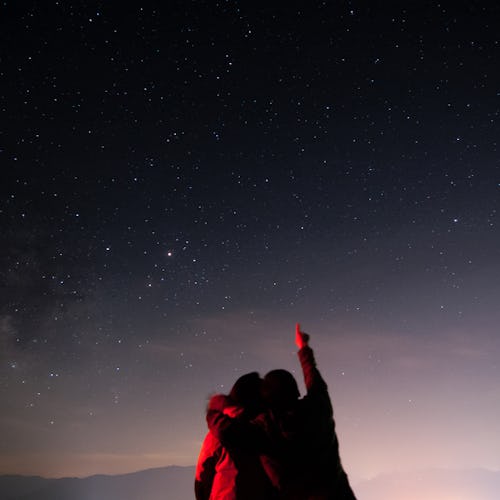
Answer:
195;372;278;500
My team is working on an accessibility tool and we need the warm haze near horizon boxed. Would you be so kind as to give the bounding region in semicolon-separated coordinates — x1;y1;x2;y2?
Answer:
1;1;500;492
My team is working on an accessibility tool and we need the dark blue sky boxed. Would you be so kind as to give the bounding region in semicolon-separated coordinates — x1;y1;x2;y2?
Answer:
1;1;499;484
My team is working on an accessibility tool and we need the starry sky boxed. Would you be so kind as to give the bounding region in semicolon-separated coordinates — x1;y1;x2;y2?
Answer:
1;1;500;486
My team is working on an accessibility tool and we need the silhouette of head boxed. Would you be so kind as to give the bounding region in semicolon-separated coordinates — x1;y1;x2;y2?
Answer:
263;369;300;410
229;372;263;417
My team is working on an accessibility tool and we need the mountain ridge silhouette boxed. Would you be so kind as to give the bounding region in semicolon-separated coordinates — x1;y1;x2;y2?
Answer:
2;465;499;500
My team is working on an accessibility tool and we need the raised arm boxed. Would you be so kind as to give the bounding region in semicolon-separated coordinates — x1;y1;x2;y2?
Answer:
295;323;332;415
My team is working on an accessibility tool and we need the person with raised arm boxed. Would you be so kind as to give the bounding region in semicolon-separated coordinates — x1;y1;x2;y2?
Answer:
275;323;356;499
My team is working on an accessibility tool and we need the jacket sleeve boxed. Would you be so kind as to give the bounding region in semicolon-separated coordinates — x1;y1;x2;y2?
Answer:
194;432;220;500
298;345;333;417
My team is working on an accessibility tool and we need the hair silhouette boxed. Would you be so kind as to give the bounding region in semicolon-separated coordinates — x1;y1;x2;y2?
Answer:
263;369;300;410
229;371;263;417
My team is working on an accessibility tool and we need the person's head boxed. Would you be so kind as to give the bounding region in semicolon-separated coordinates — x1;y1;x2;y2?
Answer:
262;369;300;410
229;371;263;417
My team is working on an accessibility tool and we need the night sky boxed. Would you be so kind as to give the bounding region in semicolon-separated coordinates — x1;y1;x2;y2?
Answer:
1;1;500;488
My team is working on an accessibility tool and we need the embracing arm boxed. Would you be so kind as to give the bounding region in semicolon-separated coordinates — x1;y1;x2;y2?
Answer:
206;395;270;453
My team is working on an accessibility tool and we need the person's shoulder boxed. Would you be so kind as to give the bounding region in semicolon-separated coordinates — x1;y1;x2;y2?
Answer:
298;393;322;414
199;430;222;457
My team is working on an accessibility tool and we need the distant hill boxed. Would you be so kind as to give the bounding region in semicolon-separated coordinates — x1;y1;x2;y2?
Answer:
0;466;195;500
2;465;500;500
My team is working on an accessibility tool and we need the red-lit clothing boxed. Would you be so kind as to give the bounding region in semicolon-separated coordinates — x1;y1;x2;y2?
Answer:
195;430;220;500
196;404;277;500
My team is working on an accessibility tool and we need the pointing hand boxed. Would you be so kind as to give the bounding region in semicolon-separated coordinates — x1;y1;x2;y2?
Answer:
295;323;310;349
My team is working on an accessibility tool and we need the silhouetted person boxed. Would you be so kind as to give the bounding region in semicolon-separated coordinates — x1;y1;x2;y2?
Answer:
195;372;278;500
259;325;356;499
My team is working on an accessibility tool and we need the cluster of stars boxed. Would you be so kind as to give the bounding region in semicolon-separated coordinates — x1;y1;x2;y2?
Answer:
0;2;499;486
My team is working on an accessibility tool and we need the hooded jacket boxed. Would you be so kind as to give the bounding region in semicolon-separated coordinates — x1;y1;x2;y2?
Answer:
196;402;277;500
